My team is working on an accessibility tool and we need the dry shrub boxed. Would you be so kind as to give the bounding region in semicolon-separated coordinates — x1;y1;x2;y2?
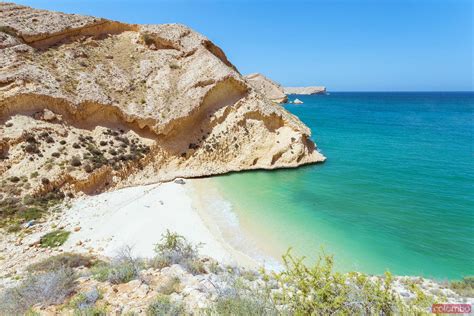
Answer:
0;268;76;314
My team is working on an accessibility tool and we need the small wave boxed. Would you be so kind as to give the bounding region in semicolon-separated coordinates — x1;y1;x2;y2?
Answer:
202;189;282;270
207;197;240;228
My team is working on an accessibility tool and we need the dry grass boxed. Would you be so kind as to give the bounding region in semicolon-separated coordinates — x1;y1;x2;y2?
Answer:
28;253;99;272
0;267;76;315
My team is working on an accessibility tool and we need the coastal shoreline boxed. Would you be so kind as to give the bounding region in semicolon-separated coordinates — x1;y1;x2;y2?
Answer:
1;178;472;310
0;179;266;284
191;178;283;270
60;180;257;266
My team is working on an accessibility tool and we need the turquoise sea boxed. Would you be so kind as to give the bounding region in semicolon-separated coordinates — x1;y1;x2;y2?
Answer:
214;92;473;280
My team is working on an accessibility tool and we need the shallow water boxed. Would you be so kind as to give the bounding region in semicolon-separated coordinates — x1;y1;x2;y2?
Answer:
213;92;473;280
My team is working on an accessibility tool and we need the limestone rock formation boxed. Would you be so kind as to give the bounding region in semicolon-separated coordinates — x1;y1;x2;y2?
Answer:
284;86;327;95
0;3;325;200
244;73;288;104
293;98;304;104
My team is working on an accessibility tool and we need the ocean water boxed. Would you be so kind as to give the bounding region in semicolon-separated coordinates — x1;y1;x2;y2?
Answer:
213;92;473;280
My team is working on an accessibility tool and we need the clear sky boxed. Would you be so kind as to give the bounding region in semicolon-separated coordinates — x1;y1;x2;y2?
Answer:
15;0;473;91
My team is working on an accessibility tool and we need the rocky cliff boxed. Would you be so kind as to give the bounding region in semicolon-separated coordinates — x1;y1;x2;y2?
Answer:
284;86;327;95
244;73;288;104
0;3;325;201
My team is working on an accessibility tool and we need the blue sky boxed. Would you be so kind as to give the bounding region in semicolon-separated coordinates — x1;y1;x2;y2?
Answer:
16;0;473;91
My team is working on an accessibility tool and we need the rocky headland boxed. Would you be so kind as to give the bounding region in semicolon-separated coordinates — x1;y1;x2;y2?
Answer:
284;86;327;95
0;2;325;206
244;73;288;104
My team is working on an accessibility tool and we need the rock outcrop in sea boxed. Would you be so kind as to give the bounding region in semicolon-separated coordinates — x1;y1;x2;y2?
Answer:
244;73;288;104
0;3;325;199
293;98;304;104
284;86;327;95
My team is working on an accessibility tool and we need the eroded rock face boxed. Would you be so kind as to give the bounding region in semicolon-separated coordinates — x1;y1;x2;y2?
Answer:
0;3;325;198
244;73;288;104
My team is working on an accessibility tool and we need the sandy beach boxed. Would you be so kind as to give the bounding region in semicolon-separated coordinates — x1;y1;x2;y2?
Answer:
58;180;258;267
0;178;265;285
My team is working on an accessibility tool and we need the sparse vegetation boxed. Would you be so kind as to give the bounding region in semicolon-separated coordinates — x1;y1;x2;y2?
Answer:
40;229;70;248
0;230;460;315
0;189;64;231
158;277;182;295
24;143;39;154
449;276;474;297
146;294;184;316
142;33;155;46
18;207;43;221
206;268;277;316
69;288;105;315
210;295;276;316
151;230;204;275
91;246;142;284
0;267;76;315
9;176;20;183
84;164;93;173
70;156;82;167
257;249;435;315
28;253;99;272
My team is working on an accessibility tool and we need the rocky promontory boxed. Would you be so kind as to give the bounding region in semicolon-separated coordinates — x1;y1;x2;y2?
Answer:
284;86;327;95
0;3;325;208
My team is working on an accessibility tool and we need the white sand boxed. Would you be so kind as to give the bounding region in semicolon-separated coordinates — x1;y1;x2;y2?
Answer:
61;180;255;266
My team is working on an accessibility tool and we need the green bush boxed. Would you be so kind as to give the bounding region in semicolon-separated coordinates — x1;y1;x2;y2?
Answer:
40;229;70;247
211;296;276;316
449;276;474;297
1;189;65;232
70;156;82;167
146;294;184;316
92;262;138;284
152;230;203;274
69;287;104;315
260;249;434;315
72;306;107;316
91;246;142;284
19;207;43;221
9;176;20;183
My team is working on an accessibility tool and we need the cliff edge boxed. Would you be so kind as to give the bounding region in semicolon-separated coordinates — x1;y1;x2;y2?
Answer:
244;73;288;104
0;3;325;201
